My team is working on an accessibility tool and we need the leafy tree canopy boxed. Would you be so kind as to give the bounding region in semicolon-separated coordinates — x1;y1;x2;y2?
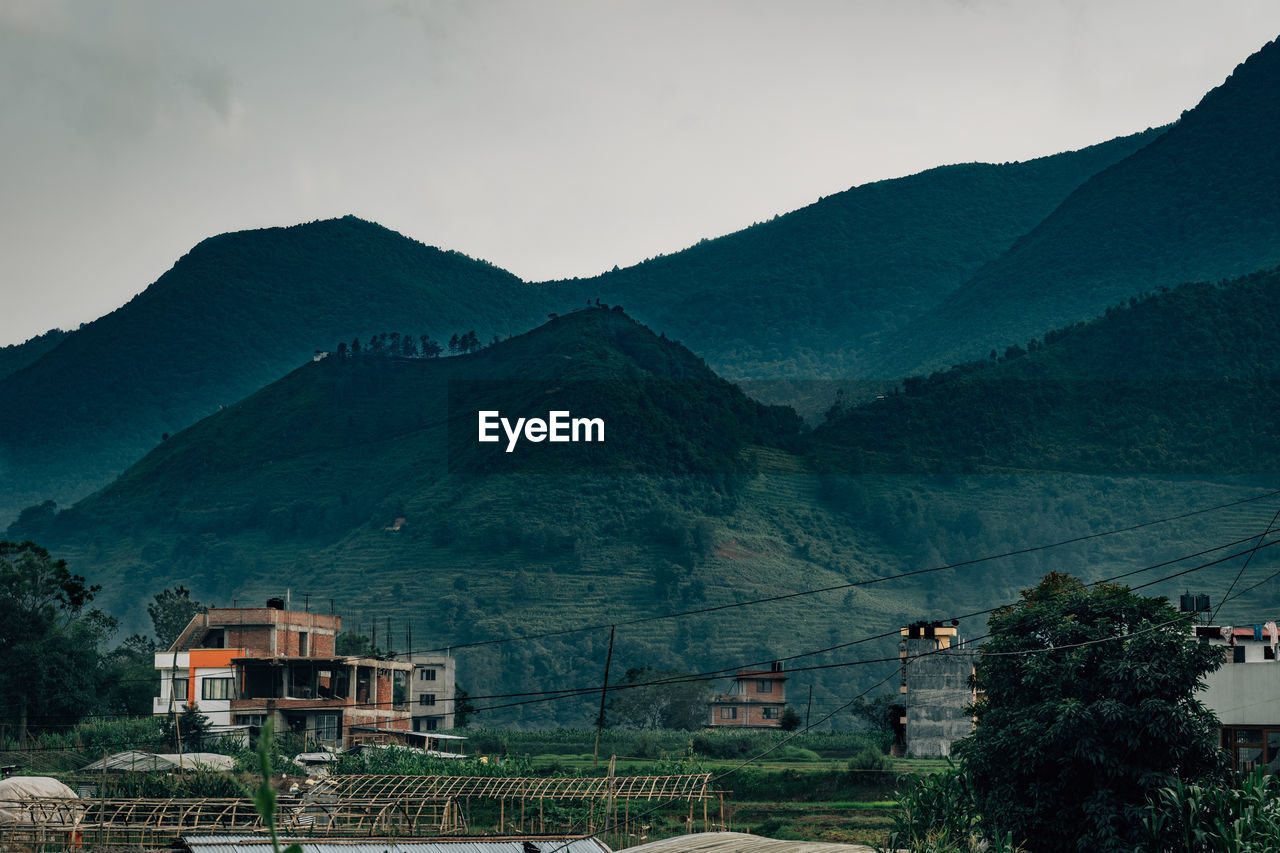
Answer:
607;667;710;731
0;541;114;740
956;572;1225;852
148;585;207;648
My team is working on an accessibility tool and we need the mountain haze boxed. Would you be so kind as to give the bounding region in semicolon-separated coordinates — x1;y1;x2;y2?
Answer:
0;217;563;524
877;36;1280;375
539;130;1160;380
20;295;1280;725
8;34;1280;547
0;131;1157;526
815;268;1280;475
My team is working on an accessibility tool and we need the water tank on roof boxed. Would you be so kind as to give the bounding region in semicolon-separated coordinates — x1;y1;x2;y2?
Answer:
267;597;285;610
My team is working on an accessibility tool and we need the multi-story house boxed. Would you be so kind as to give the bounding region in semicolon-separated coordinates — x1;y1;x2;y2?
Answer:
408;653;457;733
154;599;416;748
708;663;787;727
1195;618;1280;772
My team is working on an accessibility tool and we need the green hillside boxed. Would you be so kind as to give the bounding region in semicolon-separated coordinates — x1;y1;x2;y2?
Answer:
0;216;565;524
0;127;1156;527
815;269;1280;475
19;305;1280;728
541;130;1158;381
877;36;1280;375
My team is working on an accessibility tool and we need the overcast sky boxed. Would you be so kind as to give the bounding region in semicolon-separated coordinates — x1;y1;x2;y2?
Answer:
2;1;1278;346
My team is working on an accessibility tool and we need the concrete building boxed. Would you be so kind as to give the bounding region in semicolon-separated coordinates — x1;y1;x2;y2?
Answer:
154;599;415;748
408;653;457;733
893;621;976;758
1195;621;1280;772
708;663;787;727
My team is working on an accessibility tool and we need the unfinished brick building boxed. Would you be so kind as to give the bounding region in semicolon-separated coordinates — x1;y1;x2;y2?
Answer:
154;599;413;748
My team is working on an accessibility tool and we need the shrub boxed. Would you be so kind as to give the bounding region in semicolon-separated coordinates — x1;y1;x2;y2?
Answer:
880;765;1019;853
1139;766;1280;851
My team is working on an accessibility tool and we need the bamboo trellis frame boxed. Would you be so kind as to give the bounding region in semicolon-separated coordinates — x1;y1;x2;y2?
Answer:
0;794;459;848
0;775;719;848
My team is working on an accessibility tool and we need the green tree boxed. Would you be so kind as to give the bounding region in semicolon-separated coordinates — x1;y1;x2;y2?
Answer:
454;686;476;728
148;585;206;648
163;703;213;751
956;572;1224;852
0;541;114;743
335;631;381;656
607;667;710;730
849;694;898;736
98;633;158;716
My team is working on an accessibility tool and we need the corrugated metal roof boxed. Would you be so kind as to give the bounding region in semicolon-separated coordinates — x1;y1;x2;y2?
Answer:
180;836;613;853
623;832;875;853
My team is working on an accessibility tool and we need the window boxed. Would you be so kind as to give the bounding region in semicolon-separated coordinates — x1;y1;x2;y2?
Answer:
755;680;774;693
235;714;266;727
413;716;442;732
315;714;339;744
762;707;781;719
171;677;189;701
419;668;437;681
419;693;436;706
1226;727;1280;774
393;671;409;710
299;632;309;656
719;706;737;720
202;678;234;700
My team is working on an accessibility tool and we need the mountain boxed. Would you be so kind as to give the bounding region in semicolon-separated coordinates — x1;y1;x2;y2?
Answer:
0;131;1156;527
875;36;1280;376
0;328;68;382
539;130;1159;381
813;267;1280;475
0;217;565;525
19;303;1279;727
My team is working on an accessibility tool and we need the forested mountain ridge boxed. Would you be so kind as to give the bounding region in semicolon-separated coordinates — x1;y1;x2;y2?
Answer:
16;296;1280;726
0;131;1156;527
538;129;1160;380
814;267;1280;475
0;328;68;382
0;217;564;525
874;36;1280;376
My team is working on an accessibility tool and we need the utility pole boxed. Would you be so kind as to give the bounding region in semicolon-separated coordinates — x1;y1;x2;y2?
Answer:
593;626;616;768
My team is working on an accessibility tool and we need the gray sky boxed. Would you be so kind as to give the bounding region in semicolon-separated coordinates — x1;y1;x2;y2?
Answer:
2;0;1279;346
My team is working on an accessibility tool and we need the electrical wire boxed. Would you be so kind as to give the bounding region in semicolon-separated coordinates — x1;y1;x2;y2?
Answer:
2;529;1276;735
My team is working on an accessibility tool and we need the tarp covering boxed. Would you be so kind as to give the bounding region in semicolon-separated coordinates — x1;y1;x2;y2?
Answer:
80;750;236;772
0;776;79;823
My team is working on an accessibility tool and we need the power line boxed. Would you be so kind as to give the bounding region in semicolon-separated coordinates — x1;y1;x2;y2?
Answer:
403;488;1280;655
15;495;1274;711
4;529;1277;731
1209;505;1280;623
